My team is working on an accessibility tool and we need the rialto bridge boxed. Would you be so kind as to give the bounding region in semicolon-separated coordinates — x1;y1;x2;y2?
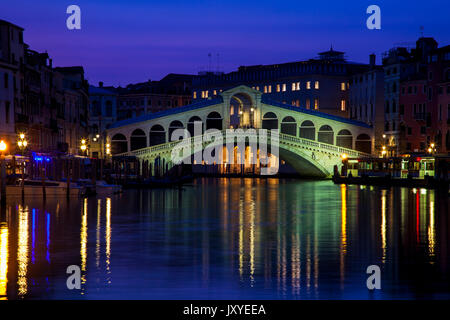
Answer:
106;86;373;177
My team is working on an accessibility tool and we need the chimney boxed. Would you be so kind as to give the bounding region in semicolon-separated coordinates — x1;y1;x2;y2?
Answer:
369;54;376;67
99;81;103;87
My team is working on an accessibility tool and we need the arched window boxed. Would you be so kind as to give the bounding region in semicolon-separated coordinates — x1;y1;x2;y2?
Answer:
206;112;222;130
262;112;278;130
355;134;372;153
318;125;334;145
106;100;113;117
299;120;315;140
168;120;184;141
149;124;166;146
188;116;203;136
280;116;296;136
336;129;353;149
130;128;147;151
111;133;127;154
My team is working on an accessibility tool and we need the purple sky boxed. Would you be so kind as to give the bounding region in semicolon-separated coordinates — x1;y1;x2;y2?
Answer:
2;0;449;86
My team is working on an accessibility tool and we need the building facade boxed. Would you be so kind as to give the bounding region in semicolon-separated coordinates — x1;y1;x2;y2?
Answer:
116;73;193;121
0;20;24;150
349;54;385;152
192;49;371;118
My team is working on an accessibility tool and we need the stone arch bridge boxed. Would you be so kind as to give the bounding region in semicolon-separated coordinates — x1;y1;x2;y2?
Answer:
106;86;373;177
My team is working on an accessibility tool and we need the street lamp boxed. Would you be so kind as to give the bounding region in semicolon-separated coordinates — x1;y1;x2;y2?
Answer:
17;133;28;156
106;143;111;156
0;140;7;156
80;139;88;156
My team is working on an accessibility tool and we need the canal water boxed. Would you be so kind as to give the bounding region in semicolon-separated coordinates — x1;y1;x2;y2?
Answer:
0;178;449;300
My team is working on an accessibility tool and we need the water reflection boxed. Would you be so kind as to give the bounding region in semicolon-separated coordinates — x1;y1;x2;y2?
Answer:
0;178;449;299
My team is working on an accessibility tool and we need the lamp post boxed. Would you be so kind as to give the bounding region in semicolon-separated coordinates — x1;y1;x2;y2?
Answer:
17;133;28;199
80;139;88;157
0;140;7;203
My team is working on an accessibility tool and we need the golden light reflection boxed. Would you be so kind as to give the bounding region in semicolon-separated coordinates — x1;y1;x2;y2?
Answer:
249;195;255;287
381;190;387;264
96;199;101;268
17;205;29;297
0;222;8;300
238;199;244;280
428;198;435;258
106;197;112;282
340;184;347;287
80;198;88;291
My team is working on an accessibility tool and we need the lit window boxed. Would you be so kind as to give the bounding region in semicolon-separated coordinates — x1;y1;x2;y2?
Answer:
314;98;319;110
201;91;205;98
213;90;217;95
268;85;272;93
282;83;286;92
341;82;346;91
205;90;209;98
307;81;311;89
315;81;319;89
193;91;197;99
341;99;346;111
264;86;268;93
256;86;260;91
277;84;281;92
292;83;296;91
296;100;300;107
306;99;310;109
296;82;300;91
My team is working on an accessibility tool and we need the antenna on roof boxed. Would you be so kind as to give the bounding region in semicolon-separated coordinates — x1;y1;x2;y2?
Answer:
208;53;212;72
216;53;220;73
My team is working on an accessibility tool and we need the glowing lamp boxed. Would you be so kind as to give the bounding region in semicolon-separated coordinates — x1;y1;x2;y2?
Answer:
0;140;7;152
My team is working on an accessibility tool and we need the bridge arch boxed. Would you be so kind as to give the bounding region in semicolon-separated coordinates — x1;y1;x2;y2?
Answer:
230;92;255;128
318;125;334;145
206;111;223;130
111;133;128;155
168;120;184;141
149;124;166;146
187;116;204;136
130;128;147;151
280;116;297;136
355;133;372;153
299;120;315;140
262;112;278;130
336;129;353;149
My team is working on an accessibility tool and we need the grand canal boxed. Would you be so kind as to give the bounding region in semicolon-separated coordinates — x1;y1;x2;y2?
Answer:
0;178;449;299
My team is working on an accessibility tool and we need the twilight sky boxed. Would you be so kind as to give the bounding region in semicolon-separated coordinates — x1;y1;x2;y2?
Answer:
1;0;449;86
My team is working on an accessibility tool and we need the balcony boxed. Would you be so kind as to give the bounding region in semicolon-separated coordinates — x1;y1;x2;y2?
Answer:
414;113;426;121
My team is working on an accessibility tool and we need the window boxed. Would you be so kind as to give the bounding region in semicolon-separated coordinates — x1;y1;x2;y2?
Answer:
264;85;268;93
193;91;197;99
340;100;346;111
314;98;319;110
276;84;280;92
314;81;319;89
306;99;310;109
306;81;311;89
282;83;286;92
5;101;10;123
341;82;346;91
292;82;300;91
213;90;217;95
